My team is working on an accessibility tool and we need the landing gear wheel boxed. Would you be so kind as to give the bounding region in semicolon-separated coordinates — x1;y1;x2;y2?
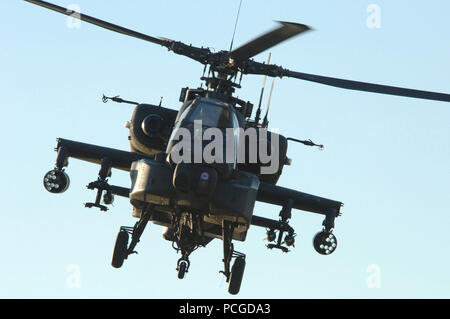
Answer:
177;261;188;279
228;257;246;295
43;170;70;194
111;231;129;268
313;230;337;255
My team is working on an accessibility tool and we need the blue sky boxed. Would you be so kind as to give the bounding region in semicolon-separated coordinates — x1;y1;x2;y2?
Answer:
1;0;449;298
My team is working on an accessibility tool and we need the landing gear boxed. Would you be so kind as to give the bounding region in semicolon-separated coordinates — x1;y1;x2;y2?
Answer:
169;211;209;280
228;256;246;295
173;238;194;280
177;262;187;279
110;207;152;268
111;230;129;268
221;220;246;295
177;256;190;279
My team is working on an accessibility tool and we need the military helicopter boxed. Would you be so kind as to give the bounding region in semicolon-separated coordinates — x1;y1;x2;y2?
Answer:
26;0;450;295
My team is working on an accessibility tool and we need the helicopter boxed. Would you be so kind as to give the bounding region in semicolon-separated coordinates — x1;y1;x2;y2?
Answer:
26;0;450;295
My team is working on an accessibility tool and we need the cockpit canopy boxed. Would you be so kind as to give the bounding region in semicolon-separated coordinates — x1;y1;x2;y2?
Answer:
187;101;230;128
167;97;241;171
175;97;238;129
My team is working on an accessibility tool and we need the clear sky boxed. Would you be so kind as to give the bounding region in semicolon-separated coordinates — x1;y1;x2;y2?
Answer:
1;0;449;298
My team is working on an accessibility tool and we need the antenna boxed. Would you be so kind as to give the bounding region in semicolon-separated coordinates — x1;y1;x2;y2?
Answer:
229;0;243;52
262;79;275;127
255;52;271;123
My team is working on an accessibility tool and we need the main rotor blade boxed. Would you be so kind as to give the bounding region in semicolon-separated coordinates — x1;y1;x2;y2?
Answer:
230;21;311;61
24;0;167;47
284;69;450;102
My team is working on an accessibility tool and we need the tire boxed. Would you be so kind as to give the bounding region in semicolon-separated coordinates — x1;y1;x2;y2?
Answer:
111;231;129;268
178;261;187;279
228;257;246;295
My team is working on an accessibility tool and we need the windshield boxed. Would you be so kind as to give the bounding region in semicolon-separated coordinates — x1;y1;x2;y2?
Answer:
187;102;230;128
166;99;240;169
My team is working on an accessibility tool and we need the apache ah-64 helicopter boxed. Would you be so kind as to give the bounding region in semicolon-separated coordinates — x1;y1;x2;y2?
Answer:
27;0;450;295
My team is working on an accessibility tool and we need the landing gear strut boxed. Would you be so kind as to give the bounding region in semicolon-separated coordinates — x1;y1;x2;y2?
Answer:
221;220;246;295
111;206;152;268
168;211;208;280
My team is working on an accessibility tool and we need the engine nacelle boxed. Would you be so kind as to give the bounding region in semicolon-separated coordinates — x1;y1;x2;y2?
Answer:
129;104;178;155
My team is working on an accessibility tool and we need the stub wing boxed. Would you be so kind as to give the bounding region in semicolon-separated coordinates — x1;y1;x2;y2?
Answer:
257;182;342;217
